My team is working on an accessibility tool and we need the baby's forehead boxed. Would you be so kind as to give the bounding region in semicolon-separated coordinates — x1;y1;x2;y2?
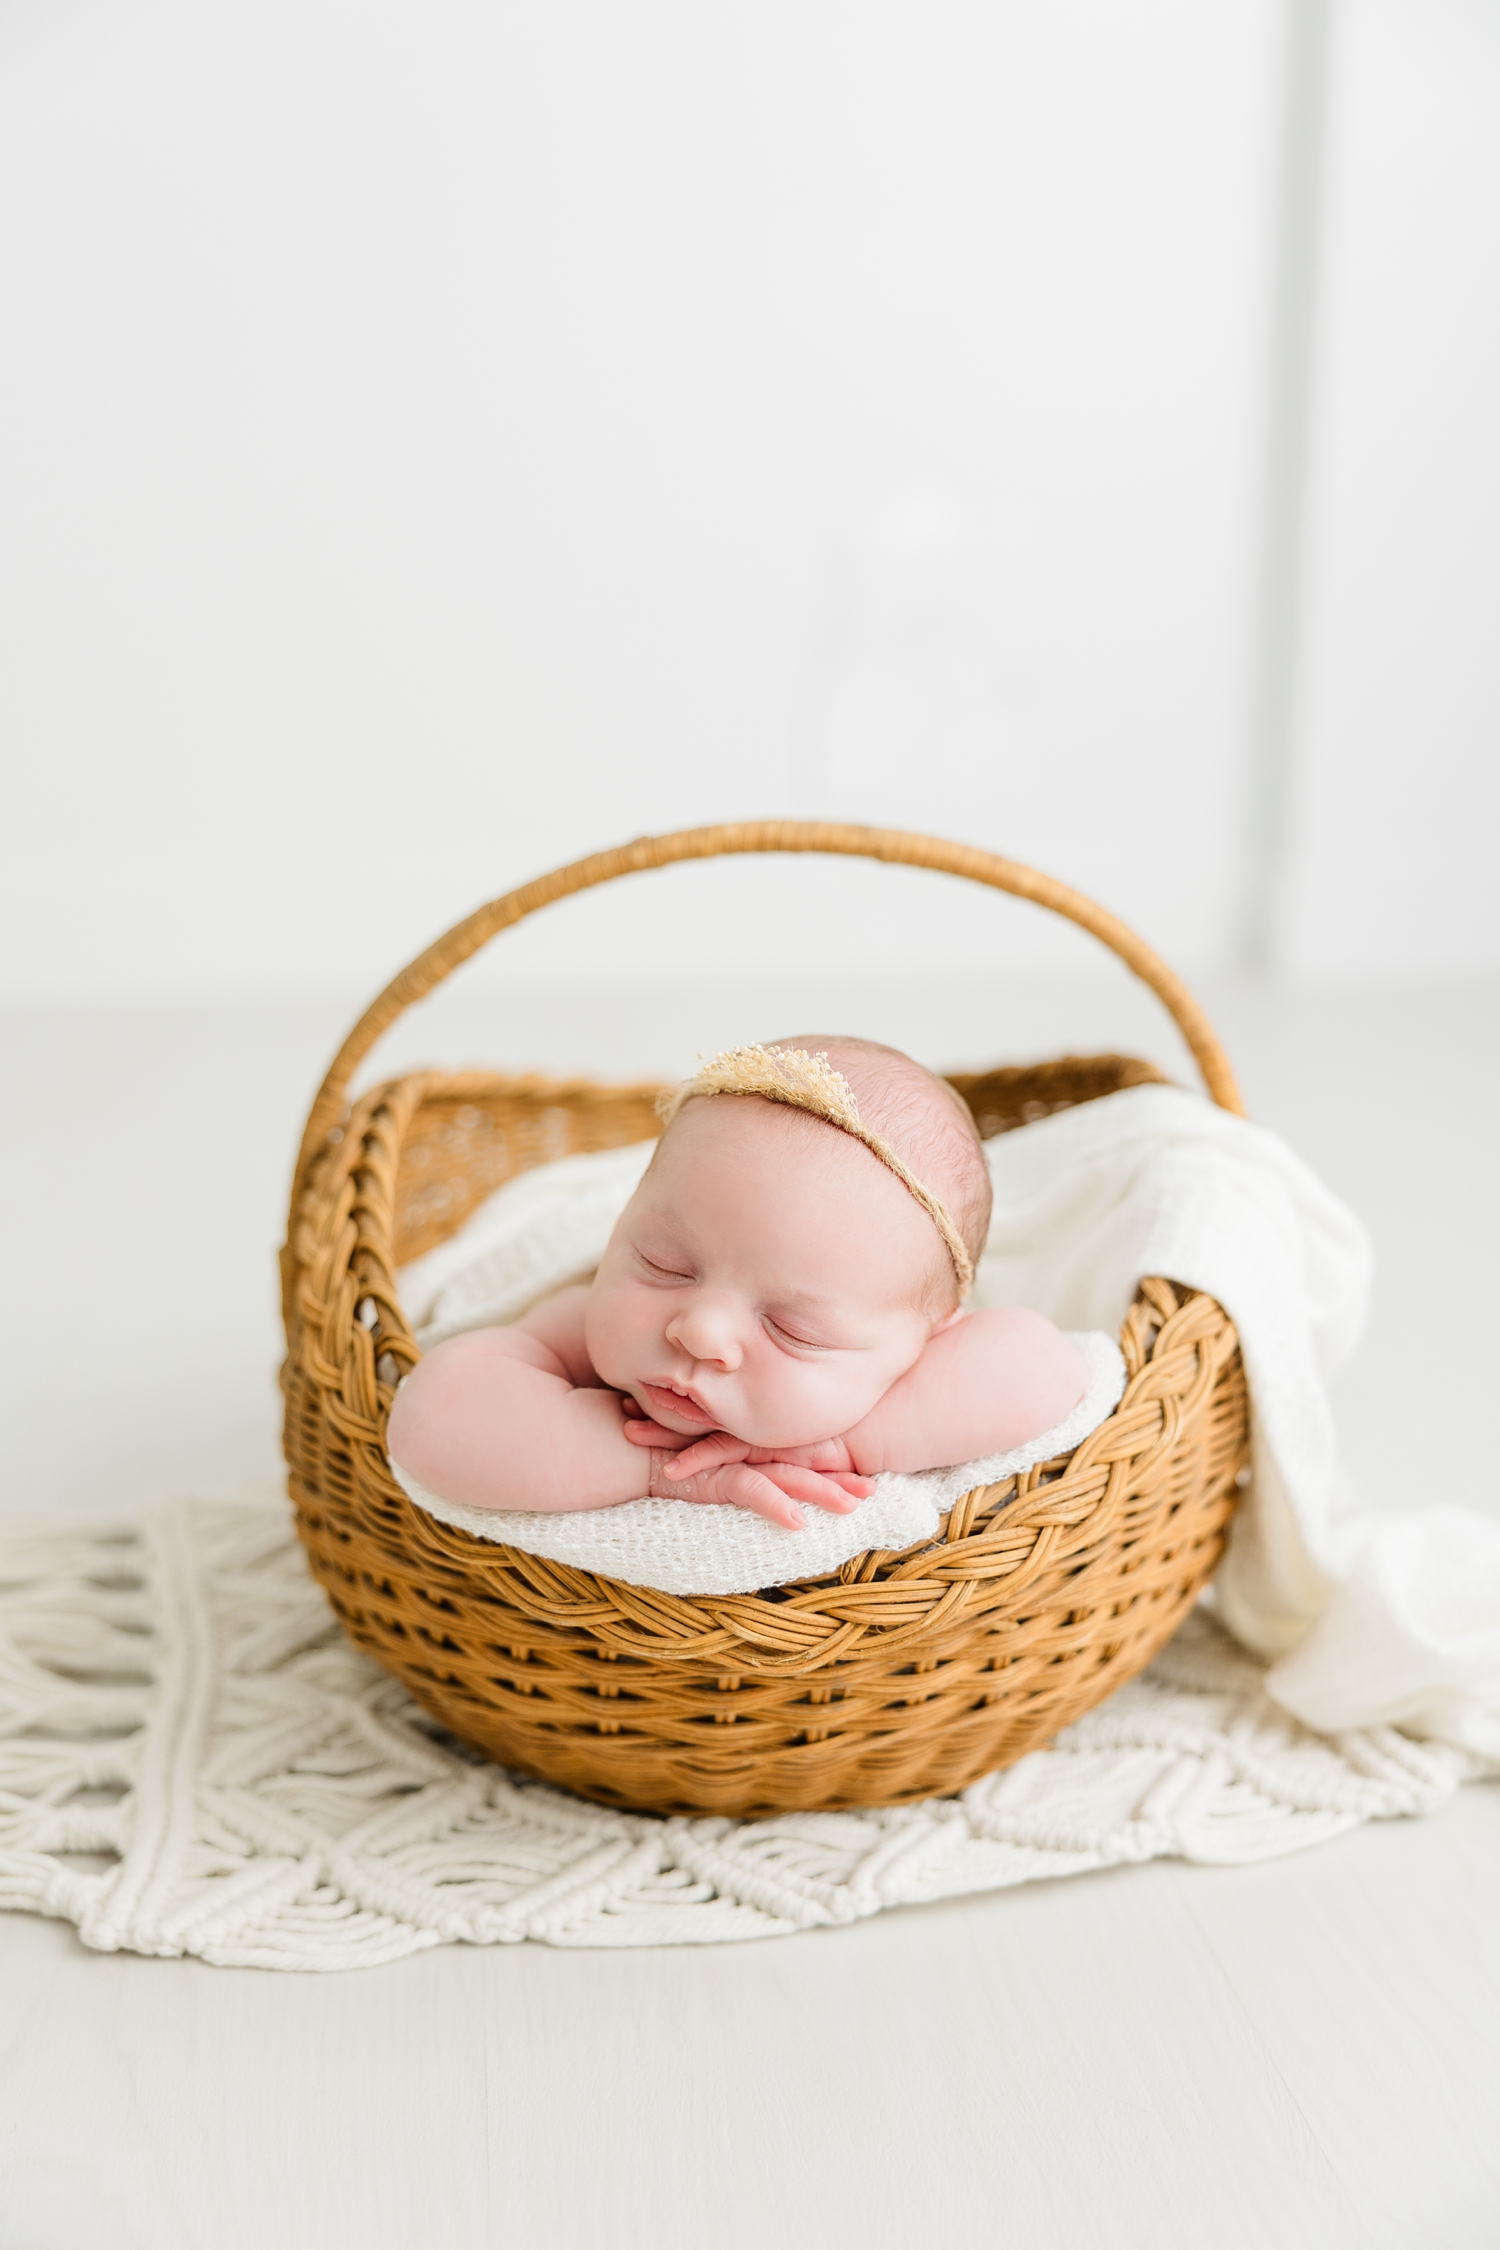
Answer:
650;1096;937;1243
657;1090;868;1169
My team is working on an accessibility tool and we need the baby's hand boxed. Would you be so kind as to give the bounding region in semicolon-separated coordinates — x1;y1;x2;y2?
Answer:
623;1416;872;1531
664;1430;858;1481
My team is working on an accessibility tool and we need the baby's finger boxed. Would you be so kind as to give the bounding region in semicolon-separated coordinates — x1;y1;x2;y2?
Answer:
766;1466;863;1515
725;1466;806;1531
747;1440;852;1474
622;1416;691;1449
663;1431;748;1481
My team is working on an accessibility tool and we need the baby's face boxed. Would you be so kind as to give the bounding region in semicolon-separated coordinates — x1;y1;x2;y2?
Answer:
584;1097;944;1450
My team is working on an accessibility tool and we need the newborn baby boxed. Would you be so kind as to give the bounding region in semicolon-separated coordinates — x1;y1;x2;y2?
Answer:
387;1037;1088;1531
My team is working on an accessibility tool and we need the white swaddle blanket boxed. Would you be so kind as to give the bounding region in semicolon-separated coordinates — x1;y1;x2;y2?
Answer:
396;1084;1500;1757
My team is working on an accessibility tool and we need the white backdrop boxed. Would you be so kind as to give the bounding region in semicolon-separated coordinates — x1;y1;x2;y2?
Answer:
1282;0;1500;978
1;0;1496;1000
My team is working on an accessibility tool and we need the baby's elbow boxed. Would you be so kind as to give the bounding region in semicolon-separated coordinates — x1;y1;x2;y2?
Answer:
1018;1312;1090;1427
971;1307;1088;1430
385;1334;489;1489
385;1362;441;1485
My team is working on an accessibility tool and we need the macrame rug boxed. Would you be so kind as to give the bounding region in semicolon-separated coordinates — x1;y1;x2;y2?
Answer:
1;1492;1490;1971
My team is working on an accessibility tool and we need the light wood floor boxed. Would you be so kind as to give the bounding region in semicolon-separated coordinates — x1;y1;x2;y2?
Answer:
2;974;1497;2250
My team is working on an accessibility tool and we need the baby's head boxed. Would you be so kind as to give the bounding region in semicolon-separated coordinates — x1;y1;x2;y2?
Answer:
584;1037;992;1450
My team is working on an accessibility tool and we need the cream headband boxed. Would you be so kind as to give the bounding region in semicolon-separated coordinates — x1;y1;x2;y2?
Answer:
655;1044;975;1296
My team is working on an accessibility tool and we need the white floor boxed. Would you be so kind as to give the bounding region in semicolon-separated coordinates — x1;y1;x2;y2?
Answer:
2;972;1498;2249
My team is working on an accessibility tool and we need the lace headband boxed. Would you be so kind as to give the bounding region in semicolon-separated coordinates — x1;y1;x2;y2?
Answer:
655;1044;975;1295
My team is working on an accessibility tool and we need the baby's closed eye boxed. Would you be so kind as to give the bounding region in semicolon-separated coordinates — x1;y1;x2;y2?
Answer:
760;1297;868;1355
762;1314;829;1351
634;1246;695;1282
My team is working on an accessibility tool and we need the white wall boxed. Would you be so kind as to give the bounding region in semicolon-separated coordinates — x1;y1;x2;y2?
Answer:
0;0;1493;1003
1282;0;1500;979
0;0;1280;997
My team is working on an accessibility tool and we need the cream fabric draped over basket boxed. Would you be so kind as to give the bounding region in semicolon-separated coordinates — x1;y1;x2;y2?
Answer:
281;823;1249;1819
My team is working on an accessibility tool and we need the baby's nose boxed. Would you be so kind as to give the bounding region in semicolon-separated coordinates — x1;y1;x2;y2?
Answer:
665;1298;744;1370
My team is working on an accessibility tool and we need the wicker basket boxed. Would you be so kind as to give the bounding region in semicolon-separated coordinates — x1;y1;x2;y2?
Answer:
282;822;1249;1818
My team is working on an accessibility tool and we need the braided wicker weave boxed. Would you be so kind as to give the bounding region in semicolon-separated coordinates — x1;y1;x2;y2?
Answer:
282;822;1249;1817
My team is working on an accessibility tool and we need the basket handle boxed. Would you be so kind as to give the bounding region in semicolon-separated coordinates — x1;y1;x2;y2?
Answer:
290;819;1244;1206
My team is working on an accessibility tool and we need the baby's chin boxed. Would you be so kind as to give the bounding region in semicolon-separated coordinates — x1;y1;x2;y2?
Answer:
699;1400;866;1452
628;1382;843;1452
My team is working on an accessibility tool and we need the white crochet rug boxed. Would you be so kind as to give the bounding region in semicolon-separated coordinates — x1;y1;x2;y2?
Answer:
1;1493;1488;1970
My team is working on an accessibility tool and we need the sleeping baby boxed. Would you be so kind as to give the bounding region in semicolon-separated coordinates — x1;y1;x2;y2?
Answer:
387;1037;1088;1532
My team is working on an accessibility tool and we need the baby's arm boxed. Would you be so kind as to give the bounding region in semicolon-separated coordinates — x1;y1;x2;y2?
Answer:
839;1309;1088;1475
385;1288;650;1515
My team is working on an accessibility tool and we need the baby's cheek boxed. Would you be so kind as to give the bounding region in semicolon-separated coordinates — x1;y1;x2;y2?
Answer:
581;1280;647;1390
746;1354;880;1447
814;1353;907;1436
